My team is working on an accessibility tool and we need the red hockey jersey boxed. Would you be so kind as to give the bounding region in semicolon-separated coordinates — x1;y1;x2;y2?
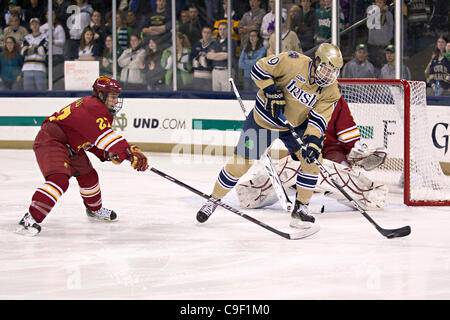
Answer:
43;96;131;162
322;96;360;155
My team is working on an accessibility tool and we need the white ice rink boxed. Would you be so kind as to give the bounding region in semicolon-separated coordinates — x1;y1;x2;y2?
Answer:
1;149;449;300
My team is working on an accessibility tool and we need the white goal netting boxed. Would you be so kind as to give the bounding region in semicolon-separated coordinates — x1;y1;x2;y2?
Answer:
339;80;450;206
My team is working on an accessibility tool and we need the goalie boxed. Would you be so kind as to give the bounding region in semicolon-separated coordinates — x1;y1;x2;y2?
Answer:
235;96;389;211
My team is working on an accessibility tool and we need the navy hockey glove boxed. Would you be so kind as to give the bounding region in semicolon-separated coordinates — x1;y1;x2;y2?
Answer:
263;85;286;119
301;135;323;164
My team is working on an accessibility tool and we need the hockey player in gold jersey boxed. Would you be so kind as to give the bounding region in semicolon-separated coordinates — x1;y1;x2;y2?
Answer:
197;43;343;229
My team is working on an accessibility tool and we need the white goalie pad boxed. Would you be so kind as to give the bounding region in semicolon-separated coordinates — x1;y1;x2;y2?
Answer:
235;155;388;211
346;141;387;171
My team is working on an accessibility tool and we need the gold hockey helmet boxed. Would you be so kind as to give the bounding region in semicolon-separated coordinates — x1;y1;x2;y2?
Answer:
314;43;343;87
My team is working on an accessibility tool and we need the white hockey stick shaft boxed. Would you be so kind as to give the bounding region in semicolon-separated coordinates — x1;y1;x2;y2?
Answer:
229;78;293;212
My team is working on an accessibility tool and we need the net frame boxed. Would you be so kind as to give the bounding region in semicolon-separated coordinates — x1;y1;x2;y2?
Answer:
338;79;450;206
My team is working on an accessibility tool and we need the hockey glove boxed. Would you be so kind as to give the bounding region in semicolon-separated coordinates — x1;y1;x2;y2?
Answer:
301;135;323;164
126;145;149;171
263;85;286;119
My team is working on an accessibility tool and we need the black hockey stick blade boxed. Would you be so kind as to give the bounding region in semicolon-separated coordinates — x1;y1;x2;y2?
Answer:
378;225;411;239
149;167;319;240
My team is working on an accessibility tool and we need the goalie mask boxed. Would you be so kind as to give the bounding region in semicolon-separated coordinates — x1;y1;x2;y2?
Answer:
314;43;343;87
93;76;123;115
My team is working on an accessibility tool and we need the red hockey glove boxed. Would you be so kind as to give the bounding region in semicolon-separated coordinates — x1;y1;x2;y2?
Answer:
126;145;148;171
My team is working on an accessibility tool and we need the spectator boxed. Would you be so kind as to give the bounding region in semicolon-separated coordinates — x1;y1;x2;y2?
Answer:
118;33;146;90
379;44;411;80
314;0;344;46
140;0;171;48
367;0;393;69
90;10;107;53
40;9;66;90
0;36;23;90
161;32;193;90
128;0;153;32
21;18;48;91
3;0;26;28
213;0;241;46
341;44;377;79
290;0;316;53
405;0;429;57
0;13;28;48
67;0;93;61
266;12;301;56
190;25;216;91
260;0;287;49
116;11;133;52
207;22;236;92
445;42;450;60
126;10;142;35
54;0;71;39
425;36;449;96
179;5;204;47
238;30;265;92
178;10;190;29
75;26;100;61
238;0;265;49
99;34;121;78
24;0;46;29
141;38;166;91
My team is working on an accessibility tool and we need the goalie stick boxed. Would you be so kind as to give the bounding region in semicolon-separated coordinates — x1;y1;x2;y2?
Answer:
149;167;319;240
278;113;411;239
229;78;293;212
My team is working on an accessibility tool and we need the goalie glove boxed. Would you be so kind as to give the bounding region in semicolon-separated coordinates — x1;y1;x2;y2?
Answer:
263;84;286;119
347;141;387;171
126;145;149;171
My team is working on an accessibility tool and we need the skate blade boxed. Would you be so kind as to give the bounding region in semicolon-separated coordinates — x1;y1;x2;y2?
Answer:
15;226;39;237
87;216;119;222
290;224;320;240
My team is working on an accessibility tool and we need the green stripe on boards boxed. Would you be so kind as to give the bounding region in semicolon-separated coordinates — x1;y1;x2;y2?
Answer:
0;117;46;126
192;119;244;131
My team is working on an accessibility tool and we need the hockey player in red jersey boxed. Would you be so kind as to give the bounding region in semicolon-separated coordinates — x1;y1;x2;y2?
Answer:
16;76;149;236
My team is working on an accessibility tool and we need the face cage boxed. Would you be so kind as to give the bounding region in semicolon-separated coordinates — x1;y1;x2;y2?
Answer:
315;63;340;87
109;96;124;115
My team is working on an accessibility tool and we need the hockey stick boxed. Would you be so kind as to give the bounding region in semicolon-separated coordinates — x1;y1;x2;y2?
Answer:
278;114;411;239
149;167;318;240
229;78;293;212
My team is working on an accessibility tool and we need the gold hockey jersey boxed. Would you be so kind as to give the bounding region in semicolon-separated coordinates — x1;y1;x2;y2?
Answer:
250;51;341;141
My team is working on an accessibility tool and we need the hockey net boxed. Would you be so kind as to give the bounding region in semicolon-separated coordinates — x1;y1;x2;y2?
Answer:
338;79;450;206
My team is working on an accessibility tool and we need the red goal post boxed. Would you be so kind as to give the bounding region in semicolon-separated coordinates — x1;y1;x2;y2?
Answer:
338;79;450;206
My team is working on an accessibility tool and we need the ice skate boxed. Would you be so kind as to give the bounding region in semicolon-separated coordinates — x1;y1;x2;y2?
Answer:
290;200;315;229
86;207;118;222
196;200;218;223
15;212;41;236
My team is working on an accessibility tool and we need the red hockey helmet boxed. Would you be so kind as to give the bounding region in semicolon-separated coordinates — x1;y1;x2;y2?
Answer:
92;76;123;114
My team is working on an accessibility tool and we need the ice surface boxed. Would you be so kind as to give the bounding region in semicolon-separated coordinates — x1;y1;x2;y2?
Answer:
0;150;449;300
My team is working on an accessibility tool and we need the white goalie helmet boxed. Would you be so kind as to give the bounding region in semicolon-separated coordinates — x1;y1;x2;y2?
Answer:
314;43;343;87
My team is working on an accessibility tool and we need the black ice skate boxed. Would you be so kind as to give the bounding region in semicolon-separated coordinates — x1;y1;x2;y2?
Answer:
290;200;315;229
15;212;41;236
196;200;218;223
86;207;118;221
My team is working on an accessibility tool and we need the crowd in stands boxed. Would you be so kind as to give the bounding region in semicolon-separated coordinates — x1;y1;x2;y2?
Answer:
0;0;448;95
